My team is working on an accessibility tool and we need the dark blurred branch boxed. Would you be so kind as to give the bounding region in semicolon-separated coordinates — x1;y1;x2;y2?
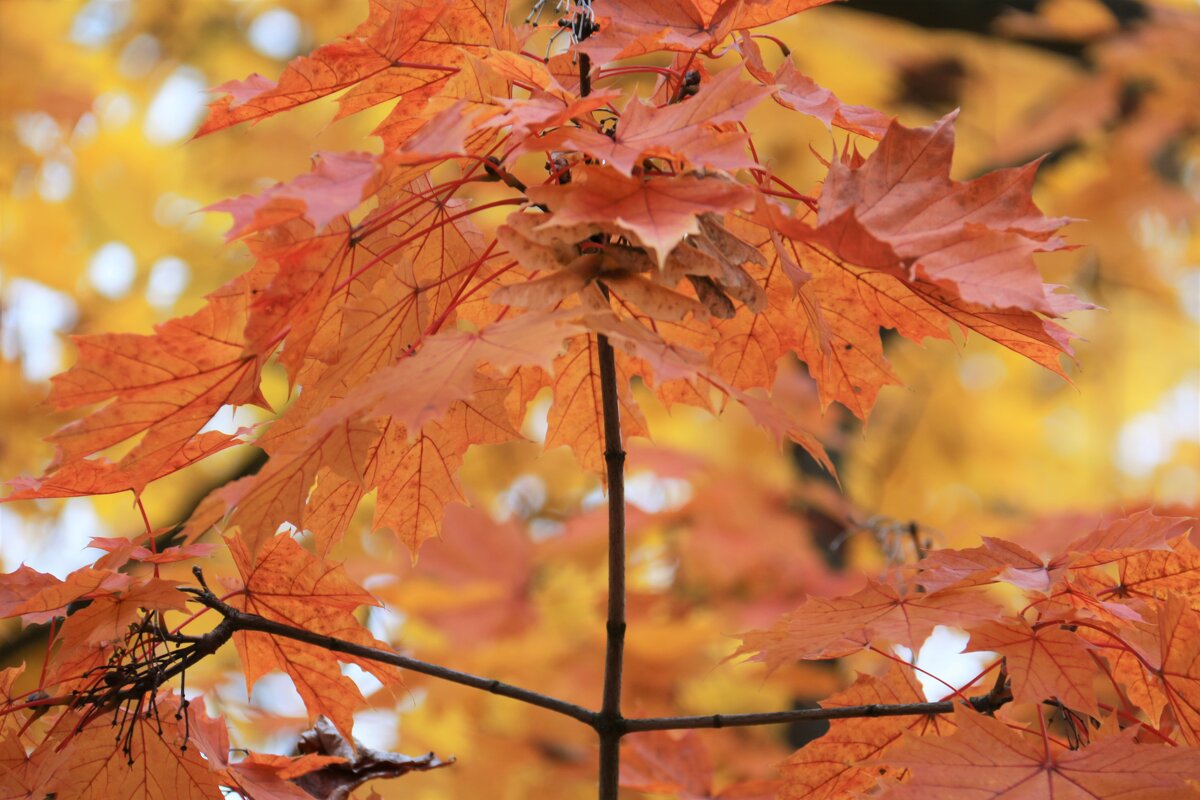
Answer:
844;0;1147;60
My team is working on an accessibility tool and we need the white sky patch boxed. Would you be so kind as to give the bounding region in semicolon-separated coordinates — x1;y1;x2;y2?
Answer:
0;278;78;381
631;540;677;591
199;404;259;435
39;159;74;203
1178;269;1200;321
73;112;100;145
70;0;131;47
1118;412;1171;477
87;241;137;298
248;9;303;60
581;485;606;511
1115;376;1200;478
625;472;692;513
1135;209;1188;261
898;626;996;701
95;92;135;130
365;604;406;643
248;672;307;718
528;517;564;542
522;392;551;443
0;499;110;578
15;112;62;155
351;709;399;751
143;66;208;145
342;663;384;697
118;33;161;79
146;255;190;309
494;474;547;521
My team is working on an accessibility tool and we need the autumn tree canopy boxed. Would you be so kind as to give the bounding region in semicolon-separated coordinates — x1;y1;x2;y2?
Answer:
1;0;1198;798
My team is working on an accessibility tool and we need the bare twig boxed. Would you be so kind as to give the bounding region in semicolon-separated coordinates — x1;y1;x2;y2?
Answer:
183;577;597;726
622;681;1013;732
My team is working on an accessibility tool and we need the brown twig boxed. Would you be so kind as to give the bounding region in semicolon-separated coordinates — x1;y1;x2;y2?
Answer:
623;681;1013;732
181;575;597;726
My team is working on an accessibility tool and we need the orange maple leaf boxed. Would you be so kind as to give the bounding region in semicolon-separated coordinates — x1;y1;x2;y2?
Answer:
1112;538;1200;605
779;664;956;800
525;67;771;176
22;271;270;497
527;167;755;268
582;0;836;62
1;567;131;624
817;113;1078;313
917;537;1053;592
40;696;222;800
196;1;450;135
544;335;648;476
620;729;779;800
1058;508;1194;568
55;578;188;650
228;534;400;738
966;618;1099;715
208;152;379;240
880;705;1200;799
916;510;1195;592
733;580;1004;668
769;60;893;139
314;310;582;436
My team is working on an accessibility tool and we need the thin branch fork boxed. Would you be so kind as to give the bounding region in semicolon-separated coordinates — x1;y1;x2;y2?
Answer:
137;573;1015;739
178;575;1015;736
181;576;597;726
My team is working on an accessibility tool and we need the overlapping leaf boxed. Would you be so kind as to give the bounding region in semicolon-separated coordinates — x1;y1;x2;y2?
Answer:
966;619;1099;714
6;271;271;498
40;697;222;800
209;152;378;240
779;664;956;800
732;580;1004;669
817;113;1077;313
196;1;450;135
525;68;771;176
582;0;837;62
228;534;400;738
527;167;755;267
620;729;779;800
881;705;1200;799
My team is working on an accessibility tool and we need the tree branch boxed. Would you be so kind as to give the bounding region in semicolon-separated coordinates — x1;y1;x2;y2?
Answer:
184;580;596;726
623;683;1013;733
574;42;630;800
595;327;627;800
843;0;1147;61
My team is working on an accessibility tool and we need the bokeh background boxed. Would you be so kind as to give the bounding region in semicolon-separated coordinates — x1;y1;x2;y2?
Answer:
1;1;1198;797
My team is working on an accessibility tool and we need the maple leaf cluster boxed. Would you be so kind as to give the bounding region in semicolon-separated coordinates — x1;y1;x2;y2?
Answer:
2;1;1198;799
734;508;1200;798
